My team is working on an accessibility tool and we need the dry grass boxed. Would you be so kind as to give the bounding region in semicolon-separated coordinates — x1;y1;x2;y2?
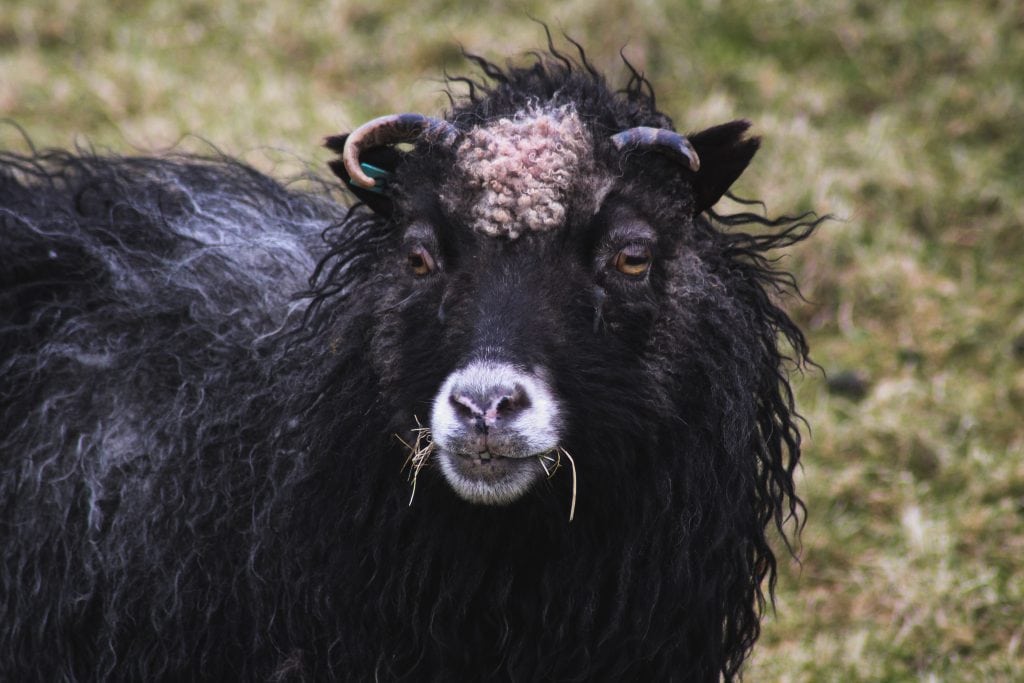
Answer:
539;447;579;522
4;0;1022;678
396;416;434;505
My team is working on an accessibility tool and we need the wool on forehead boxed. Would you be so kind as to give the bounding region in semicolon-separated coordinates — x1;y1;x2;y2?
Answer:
452;105;595;239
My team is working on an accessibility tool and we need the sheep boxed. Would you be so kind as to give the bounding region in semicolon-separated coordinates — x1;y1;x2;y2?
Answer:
0;46;820;681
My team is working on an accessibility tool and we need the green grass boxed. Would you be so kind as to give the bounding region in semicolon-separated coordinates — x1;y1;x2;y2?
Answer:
3;0;1022;679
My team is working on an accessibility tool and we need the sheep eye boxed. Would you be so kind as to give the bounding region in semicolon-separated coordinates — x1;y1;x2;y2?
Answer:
611;244;652;277
406;246;436;276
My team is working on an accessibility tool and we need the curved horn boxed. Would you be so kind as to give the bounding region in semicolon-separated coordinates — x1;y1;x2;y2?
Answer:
611;127;701;172
343;114;460;188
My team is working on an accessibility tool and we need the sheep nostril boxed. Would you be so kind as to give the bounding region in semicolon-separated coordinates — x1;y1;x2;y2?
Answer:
512;384;531;411
492;384;531;419
449;393;478;421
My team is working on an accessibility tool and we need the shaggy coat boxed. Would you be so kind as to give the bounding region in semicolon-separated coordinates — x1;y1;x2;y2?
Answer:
0;49;816;681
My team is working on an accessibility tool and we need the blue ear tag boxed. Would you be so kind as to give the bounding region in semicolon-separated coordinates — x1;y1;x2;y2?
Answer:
350;163;392;195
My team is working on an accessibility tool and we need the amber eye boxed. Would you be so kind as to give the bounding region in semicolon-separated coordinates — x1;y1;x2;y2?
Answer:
611;243;653;277
406;246;436;276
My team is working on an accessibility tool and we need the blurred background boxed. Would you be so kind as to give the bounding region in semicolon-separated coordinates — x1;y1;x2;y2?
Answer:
2;1;1021;679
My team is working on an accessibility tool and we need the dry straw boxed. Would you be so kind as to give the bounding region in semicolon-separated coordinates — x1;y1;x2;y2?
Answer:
539;447;578;522
397;420;577;521
396;416;434;506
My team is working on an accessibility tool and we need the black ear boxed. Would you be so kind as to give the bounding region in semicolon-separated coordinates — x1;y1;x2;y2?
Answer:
688;120;760;215
325;134;404;218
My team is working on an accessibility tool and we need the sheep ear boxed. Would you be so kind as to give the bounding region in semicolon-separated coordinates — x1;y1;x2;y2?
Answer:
688;120;760;215
325;134;404;217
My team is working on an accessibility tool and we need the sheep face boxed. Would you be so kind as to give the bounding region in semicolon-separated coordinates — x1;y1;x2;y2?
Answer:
374;165;692;506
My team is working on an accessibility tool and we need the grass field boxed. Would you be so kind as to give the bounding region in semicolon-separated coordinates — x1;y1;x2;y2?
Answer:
2;1;1021;679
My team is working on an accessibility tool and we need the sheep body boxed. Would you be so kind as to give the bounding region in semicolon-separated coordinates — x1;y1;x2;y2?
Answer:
0;50;813;681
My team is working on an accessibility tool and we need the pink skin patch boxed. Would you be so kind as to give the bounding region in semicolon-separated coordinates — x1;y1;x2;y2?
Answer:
452;106;597;239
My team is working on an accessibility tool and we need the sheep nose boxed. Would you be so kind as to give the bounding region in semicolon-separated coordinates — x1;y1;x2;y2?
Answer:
431;361;561;464
448;383;531;434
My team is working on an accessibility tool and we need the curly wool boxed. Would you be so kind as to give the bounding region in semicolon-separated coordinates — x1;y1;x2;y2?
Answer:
452;105;600;238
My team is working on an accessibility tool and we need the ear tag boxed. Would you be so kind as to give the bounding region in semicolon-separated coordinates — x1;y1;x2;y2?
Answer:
350;163;393;195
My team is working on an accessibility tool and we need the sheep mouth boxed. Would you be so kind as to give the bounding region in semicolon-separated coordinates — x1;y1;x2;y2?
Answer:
397;428;575;518
447;449;536;480
456;449;523;463
436;448;545;504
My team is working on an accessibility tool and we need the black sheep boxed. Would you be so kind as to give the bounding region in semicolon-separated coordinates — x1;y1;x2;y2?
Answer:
0;47;819;681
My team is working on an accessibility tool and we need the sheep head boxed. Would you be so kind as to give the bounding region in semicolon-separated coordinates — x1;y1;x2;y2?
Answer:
325;60;787;513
